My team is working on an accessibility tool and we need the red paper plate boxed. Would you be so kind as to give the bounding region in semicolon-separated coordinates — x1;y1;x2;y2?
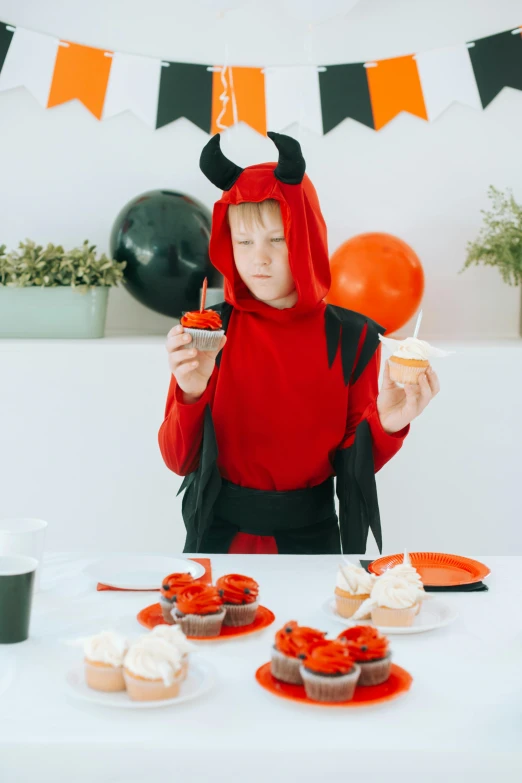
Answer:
368;552;490;586
137;603;275;640
255;662;412;707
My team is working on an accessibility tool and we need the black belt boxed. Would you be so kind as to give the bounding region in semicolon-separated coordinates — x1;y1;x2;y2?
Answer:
213;476;336;536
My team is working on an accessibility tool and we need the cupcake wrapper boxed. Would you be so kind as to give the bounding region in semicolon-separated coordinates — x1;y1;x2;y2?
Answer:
85;660;126;692
300;664;361;703
223;600;259;627
123;668;183;701
174;608;226;638
159;597;176;625
271;647;304;685
334;594;367;619
183;327;224;352
357;654;392;686
388;359;429;385
371;605;417;627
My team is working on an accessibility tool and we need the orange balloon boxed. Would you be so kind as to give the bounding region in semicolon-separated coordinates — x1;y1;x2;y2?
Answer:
325;233;424;335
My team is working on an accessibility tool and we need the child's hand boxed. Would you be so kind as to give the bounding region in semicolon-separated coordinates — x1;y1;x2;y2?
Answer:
166;325;226;403
376;360;440;434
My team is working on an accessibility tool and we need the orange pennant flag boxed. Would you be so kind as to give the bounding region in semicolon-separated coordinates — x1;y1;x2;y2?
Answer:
47;41;113;120
366;55;427;131
211;66;266;136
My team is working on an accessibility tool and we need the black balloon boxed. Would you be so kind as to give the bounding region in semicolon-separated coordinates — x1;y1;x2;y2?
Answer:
110;190;222;318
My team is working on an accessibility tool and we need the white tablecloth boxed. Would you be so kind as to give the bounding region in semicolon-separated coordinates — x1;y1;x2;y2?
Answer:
1;553;521;783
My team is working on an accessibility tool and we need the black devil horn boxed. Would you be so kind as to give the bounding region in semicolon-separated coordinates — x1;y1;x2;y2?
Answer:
267;131;306;185
199;133;244;191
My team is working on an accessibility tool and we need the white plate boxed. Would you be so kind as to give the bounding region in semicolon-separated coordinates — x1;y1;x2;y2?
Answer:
82;555;205;590
0;650;15;697
65;655;215;709
321;597;458;635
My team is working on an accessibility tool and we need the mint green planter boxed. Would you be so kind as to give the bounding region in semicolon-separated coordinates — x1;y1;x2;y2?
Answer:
0;286;109;338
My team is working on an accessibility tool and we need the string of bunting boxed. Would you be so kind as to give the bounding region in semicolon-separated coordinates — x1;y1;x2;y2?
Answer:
0;20;520;134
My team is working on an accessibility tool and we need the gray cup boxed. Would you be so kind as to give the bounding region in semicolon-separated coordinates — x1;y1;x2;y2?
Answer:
0;556;38;644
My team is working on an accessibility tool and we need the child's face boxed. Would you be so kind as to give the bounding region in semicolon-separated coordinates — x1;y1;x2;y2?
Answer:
228;204;297;308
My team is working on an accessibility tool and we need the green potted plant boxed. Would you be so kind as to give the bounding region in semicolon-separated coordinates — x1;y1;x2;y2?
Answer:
0;239;126;338
461;185;522;335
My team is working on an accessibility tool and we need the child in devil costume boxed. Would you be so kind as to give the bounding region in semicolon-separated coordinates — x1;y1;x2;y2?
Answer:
159;132;440;555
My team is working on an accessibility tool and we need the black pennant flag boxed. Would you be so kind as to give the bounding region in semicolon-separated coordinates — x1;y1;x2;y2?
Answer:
319;63;374;133
468;29;522;108
156;62;213;132
0;23;14;75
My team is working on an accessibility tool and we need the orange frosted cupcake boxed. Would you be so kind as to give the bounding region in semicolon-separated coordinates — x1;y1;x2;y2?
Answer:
173;583;226;637
159;572;195;624
216;574;259;627
379;335;454;385
271;621;327;685
299;641;361;703
337;625;391;686
180;308;224;351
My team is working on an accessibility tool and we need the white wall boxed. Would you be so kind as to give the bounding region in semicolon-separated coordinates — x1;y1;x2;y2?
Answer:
0;0;520;338
1;338;520;556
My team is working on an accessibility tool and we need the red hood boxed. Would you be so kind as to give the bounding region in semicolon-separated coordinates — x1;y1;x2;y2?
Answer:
208;159;331;321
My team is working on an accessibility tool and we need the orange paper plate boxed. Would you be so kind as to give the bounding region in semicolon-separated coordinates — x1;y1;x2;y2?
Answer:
368;552;490;586
255;662;412;707
137;603;275;640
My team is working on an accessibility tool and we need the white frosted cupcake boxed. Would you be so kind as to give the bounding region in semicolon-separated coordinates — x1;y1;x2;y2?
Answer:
379;335;454;385
148;624;195;680
352;572;428;628
380;551;425;615
77;631;129;692
334;561;376;618
123;636;184;701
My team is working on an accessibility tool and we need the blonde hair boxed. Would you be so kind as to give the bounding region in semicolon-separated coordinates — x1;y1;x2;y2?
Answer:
227;199;281;232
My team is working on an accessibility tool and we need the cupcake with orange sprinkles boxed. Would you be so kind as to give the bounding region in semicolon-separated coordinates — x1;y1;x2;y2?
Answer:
172;583;226;638
271;621;327;685
180;277;224;351
337;625;391;686
215;573;259;627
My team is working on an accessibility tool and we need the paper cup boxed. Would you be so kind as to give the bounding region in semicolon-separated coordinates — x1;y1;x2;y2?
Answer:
0;555;37;644
0;518;47;592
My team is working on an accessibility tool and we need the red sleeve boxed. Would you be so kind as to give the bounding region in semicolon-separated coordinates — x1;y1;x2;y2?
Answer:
158;370;217;476
340;325;409;473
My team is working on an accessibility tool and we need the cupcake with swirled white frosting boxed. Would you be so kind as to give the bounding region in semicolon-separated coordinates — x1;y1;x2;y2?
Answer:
352;572;427;628
148;624;195;679
380;551;425;615
379;335;454;385
77;630;129;692
334;561;376;618
123;636;184;701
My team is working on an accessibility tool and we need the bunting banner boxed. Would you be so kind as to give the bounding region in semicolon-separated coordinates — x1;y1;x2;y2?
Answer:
0;20;520;135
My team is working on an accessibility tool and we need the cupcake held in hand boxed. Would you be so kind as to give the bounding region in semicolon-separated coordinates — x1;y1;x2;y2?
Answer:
271;621;327;685
300;641;361;703
123;636;184;701
216;573;259;627
77;630;129;693
334;560;375;618
159;572;195;624
337;625;391;686
173;583;226;638
379;334;453;386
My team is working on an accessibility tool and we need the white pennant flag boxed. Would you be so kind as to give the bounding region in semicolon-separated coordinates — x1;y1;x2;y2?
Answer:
265;66;323;134
103;52;162;128
0;27;59;106
415;44;482;121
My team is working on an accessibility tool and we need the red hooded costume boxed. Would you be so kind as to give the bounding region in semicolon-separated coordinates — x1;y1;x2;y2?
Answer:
159;132;409;555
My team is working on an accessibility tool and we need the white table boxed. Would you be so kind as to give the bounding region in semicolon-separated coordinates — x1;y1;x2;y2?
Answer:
1;553;521;783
